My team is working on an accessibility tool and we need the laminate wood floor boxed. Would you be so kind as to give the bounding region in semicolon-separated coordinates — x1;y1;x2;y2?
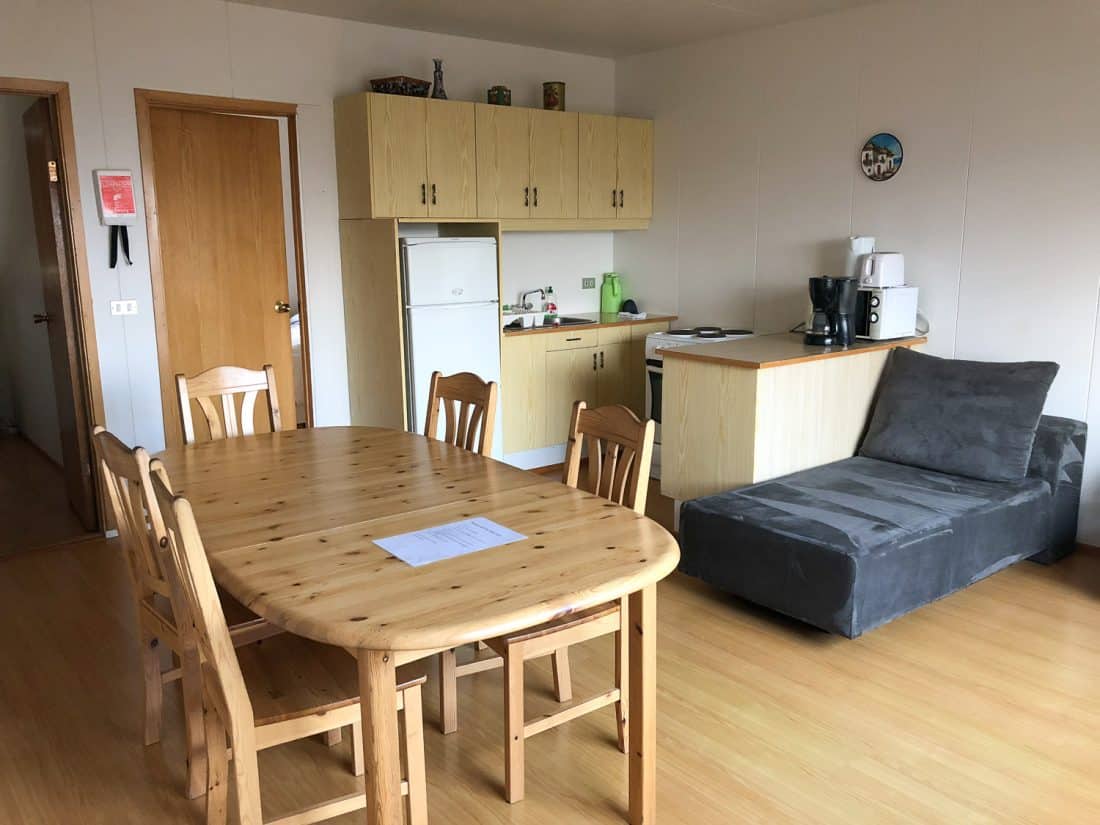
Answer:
0;435;93;556
1;538;1097;824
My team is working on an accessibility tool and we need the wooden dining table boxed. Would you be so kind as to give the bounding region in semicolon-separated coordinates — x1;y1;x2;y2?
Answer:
157;426;680;825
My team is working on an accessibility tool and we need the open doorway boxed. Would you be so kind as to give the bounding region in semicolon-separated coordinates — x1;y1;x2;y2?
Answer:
0;81;104;555
134;90;313;447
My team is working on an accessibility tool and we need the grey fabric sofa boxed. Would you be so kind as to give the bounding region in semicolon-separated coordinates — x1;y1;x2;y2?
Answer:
679;415;1086;638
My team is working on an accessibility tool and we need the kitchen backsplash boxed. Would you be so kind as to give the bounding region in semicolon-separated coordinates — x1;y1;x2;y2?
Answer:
501;232;613;314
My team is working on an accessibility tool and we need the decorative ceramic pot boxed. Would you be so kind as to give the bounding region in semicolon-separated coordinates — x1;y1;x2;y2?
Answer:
543;81;565;111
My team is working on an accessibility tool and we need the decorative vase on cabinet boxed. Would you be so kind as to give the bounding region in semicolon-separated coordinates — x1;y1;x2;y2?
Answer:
431;58;447;99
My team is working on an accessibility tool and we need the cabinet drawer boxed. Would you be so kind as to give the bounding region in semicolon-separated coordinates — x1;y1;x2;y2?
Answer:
598;325;632;346
545;329;598;351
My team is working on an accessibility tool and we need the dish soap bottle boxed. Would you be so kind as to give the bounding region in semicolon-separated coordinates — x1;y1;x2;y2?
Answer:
544;286;560;326
600;273;623;315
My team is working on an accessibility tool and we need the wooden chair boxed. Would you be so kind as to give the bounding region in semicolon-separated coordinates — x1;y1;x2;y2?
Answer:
175;364;282;445
447;402;654;803
150;467;429;825
423;370;498;456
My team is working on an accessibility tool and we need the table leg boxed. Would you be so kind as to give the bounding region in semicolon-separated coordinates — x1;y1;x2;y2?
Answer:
358;649;403;825
628;584;657;824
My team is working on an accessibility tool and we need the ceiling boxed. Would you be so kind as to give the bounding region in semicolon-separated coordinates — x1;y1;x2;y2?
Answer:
230;0;879;57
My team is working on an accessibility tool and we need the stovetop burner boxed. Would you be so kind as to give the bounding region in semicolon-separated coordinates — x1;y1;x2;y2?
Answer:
666;329;698;336
722;328;753;336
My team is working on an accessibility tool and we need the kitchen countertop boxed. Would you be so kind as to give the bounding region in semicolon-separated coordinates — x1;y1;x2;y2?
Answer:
659;332;926;369
502;312;677;337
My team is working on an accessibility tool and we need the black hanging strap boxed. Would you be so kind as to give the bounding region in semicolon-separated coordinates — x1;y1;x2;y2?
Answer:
109;225;131;268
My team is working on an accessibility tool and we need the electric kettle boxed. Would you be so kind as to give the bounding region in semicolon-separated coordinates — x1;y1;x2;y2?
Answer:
600;272;623;314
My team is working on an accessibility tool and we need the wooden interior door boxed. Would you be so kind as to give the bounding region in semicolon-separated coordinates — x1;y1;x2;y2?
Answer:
475;104;531;219
426;99;476;217
368;93;429;217
148;108;295;447
616;117;654;220
529;110;578;219
545;347;598;445
21;98;97;530
578;114;619;219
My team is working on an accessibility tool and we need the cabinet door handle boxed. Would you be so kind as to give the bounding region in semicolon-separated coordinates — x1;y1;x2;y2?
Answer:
619;189;625;209
533;186;539;208
612;188;618;208
421;183;427;205
431;183;437;205
524;186;530;207
566;337;582;342
600;351;605;368
593;352;598;371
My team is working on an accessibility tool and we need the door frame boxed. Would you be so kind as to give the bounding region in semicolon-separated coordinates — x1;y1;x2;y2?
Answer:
133;88;314;446
0;76;107;529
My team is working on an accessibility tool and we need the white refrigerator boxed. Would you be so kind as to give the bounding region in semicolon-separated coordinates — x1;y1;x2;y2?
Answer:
401;237;503;458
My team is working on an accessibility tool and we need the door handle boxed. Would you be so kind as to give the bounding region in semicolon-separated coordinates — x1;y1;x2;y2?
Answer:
593;352;597;371
431;183;437;205
33;313;52;324
619;189;625;209
421;183;427;205
612;188;617;208
524;186;529;207
600;350;605;368
533;187;539;208
274;301;291;314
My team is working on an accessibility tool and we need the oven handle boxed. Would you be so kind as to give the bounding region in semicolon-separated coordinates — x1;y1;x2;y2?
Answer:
645;358;664;369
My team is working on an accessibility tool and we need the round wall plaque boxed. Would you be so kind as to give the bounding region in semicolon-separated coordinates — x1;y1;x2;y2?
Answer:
861;133;903;182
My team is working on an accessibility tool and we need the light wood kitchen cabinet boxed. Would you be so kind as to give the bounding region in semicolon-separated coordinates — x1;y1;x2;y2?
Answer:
334;93;477;219
597;341;632;407
545;345;598;444
426;99;478;217
476;105;578;219
501;333;547;453
579;114;654;221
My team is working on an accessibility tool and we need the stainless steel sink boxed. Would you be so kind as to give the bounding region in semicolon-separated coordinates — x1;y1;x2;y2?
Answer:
557;316;595;326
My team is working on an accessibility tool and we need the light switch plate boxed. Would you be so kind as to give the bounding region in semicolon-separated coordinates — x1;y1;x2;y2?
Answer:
582;277;596;289
110;299;138;316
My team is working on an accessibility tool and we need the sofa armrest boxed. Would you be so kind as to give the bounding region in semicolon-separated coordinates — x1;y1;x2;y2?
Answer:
1027;415;1087;563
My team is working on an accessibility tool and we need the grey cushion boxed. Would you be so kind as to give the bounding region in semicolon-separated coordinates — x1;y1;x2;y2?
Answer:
679;456;1052;637
859;348;1058;482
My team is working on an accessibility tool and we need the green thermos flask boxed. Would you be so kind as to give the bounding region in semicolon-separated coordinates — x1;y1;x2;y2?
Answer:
600;272;623;315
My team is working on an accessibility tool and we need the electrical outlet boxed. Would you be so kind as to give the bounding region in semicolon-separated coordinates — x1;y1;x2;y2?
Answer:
582;277;596;289
110;299;138;316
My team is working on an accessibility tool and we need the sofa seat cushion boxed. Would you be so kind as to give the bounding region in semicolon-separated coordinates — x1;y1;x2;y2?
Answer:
679;456;1052;638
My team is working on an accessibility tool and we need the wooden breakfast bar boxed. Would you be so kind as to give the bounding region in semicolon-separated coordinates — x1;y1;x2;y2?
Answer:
158;426;680;825
659;333;926;502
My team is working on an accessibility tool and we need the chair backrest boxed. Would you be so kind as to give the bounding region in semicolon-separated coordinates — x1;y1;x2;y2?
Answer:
92;426;172;603
150;467;256;740
175;364;282;445
563;402;655;515
423;371;498;456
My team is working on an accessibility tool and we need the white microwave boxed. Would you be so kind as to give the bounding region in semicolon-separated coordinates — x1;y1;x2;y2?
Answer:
854;286;918;340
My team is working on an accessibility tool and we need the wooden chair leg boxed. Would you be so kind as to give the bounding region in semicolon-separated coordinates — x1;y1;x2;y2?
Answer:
403;684;429;825
504;649;526;803
615;598;629;754
141;632;163;747
203;703;229;825
351;721;365;777
231;744;264;825
439;648;458;735
181;646;208;799
323;728;343;747
551;648;573;703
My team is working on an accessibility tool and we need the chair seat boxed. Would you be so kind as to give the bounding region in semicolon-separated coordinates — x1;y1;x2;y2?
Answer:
236;635;425;727
489;601;620;650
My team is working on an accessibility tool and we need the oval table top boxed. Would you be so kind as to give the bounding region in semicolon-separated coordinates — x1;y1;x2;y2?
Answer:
157;426;680;652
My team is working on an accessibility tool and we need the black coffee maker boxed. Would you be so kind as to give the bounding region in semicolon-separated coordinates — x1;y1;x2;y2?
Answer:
805;276;859;347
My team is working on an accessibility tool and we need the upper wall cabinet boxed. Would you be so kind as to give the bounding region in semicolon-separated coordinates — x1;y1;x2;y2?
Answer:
476;105;578;220
335;93;477;219
335;92;651;228
579;114;653;220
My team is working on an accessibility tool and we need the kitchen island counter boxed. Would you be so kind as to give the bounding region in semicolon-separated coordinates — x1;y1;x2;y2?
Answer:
660;332;926;368
661;333;926;502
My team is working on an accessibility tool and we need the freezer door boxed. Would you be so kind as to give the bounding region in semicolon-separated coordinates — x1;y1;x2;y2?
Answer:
405;301;503;457
402;237;499;306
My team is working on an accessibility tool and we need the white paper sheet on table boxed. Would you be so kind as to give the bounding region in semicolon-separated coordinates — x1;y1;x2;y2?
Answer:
374;517;527;567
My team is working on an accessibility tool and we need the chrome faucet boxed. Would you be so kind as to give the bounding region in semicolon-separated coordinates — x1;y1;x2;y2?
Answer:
521;288;545;311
